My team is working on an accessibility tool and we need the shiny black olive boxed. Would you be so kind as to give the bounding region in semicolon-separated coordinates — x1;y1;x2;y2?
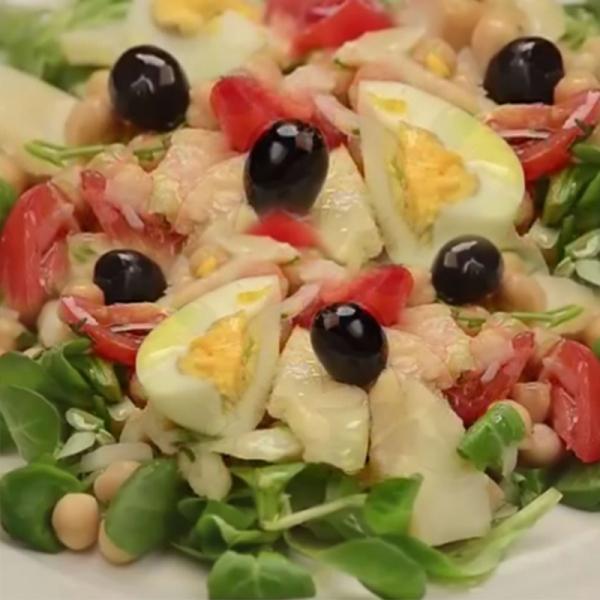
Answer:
484;37;564;105
432;235;504;305
244;120;329;215
94;250;167;305
311;303;388;388
109;45;190;132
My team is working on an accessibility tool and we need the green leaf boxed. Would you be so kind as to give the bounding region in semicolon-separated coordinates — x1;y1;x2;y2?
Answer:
555;460;600;511
0;352;59;403
364;477;422;536
207;551;316;600
232;463;306;523
105;459;185;558
68;353;122;404
0;179;17;230
565;229;600;260
0;462;82;552
287;530;426;600
509;468;553;507
458;402;527;473
178;496;207;523
0;413;16;452
385;489;561;586
574;171;600;232
0;386;62;462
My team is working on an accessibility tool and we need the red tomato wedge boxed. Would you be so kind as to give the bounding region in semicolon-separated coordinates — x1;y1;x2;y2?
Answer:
210;76;344;152
59;296;167;367
0;183;78;324
81;170;182;259
248;211;320;248
293;0;393;56
446;332;535;425
295;265;414;328
541;340;600;463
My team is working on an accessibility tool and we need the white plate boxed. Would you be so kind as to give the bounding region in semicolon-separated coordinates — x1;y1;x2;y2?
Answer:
1;456;599;600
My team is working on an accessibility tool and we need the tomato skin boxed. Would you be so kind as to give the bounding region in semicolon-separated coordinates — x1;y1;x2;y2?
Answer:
0;183;78;324
59;296;166;367
210;76;313;153
210;76;343;152
446;332;535;425
248;211;320;248
296;265;413;328
542;340;600;463
292;0;393;56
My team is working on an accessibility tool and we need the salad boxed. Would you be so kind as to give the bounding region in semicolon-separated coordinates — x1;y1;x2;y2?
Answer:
0;1;599;599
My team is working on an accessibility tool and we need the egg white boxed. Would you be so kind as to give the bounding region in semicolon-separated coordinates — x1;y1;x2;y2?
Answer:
137;275;281;436
359;81;527;268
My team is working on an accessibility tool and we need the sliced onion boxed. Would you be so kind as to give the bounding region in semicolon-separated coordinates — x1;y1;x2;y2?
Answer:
564;91;600;130
79;442;153;473
281;284;321;319
313;94;360;136
497;129;551;140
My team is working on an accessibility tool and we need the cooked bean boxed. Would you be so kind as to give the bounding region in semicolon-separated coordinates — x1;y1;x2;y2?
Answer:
496;271;546;313
84;70;110;99
51;493;100;551
511;382;552;424
93;461;141;504
65;96;120;146
554;71;600;104
62;281;105;305
471;10;521;71
440;0;484;50
519;424;565;467
98;520;135;565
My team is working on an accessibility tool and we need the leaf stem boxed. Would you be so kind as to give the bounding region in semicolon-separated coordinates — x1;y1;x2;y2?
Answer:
262;494;367;532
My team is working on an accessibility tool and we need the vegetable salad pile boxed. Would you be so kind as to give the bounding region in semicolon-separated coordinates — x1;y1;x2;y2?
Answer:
0;1;599;599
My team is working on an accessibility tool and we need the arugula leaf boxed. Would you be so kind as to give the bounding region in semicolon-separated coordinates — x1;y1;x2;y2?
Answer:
287;530;426;600
207;551;316;600
0;386;62;462
0;462;82;552
104;459;185;558
0;0;130;92
364;477;422;536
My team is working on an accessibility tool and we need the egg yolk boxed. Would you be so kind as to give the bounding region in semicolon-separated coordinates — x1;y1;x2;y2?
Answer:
152;0;261;35
390;123;479;237
178;313;254;401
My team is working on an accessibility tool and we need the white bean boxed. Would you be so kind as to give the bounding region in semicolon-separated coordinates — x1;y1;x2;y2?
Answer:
496;271;546;312
519;424;565;467
440;0;484;50
62;281;105;304
93;460;140;504
84;70;110;99
65;96;119;146
51;493;100;551
98;521;135;565
554;71;600;104
471;10;520;71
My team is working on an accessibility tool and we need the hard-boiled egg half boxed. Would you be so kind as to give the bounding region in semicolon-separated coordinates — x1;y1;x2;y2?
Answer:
359;81;526;268
137;275;281;437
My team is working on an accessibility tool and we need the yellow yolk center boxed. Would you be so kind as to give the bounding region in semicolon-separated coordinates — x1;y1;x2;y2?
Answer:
178;313;254;401
152;0;261;35
391;123;478;237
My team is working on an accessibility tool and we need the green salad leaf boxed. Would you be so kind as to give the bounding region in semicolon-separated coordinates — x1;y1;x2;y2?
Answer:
0;386;62;462
563;1;600;49
207;551;316;600
0;462;82;552
555;460;600;511
458;402;527;474
104;459;185;558
0;0;131;92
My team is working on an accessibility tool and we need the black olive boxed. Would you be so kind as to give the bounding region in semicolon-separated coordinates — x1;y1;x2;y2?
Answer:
311;303;388;388
432;235;504;305
94;250;167;305
109;45;189;132
484;37;564;105
244;120;329;215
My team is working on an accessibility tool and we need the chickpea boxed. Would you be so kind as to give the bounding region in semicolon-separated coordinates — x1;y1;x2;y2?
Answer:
84;70;110;99
496;271;546;313
494;400;533;436
65;95;120;147
582;315;600;349
471;10;521;71
0;153;27;195
98;521;135;565
554;71;600;104
407;266;437;307
519;424;565;468
511;382;551;424
51;493;100;551
440;0;484;50
37;300;74;348
62;281;105;305
93;461;140;504
501;252;526;275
